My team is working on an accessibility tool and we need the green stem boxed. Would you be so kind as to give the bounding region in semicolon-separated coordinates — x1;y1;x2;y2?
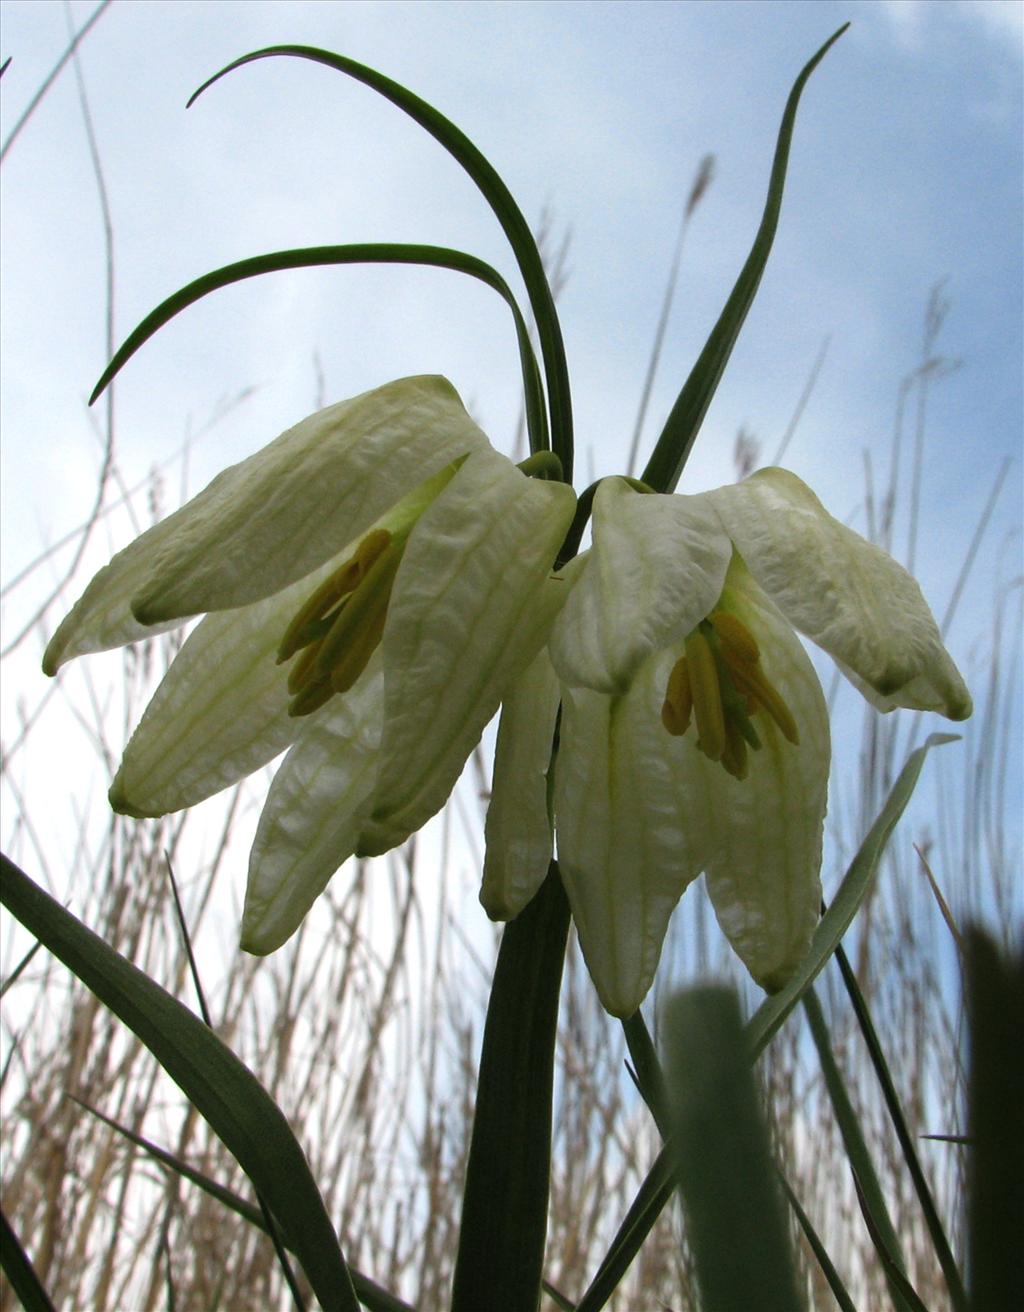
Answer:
451;862;570;1311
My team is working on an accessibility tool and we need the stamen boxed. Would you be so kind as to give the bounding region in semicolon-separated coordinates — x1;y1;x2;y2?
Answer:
329;604;388;695
685;628;726;761
287;636;326;695
727;660;799;745
312;544;398;672
709;609;760;664
661;602;799;777
661;656;693;736
720;721;749;781
287;676;336;719
277;529;392;663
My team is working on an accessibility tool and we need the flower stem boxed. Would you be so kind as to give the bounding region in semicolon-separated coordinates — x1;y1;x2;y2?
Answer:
451;862;570;1311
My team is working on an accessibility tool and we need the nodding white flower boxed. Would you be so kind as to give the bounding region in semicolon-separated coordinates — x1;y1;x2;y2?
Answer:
44;376;576;953
483;469;971;1018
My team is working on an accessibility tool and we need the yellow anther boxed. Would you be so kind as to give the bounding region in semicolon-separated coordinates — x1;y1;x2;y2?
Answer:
728;659;799;745
661;656;693;736
283;531;403;718
278;529;392;663
662;603;799;777
329;603;388;696
310;542;399;682
684;627;726;761
709;609;760;665
720;721;749;781
287;674;336;719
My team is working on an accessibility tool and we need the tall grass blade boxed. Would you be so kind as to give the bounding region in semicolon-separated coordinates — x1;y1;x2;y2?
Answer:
776;1174;857;1312
88;242;549;456
0;939;42;998
803;988;916;1312
641;24;848;494
0;0;113;162
832;942;969;1311
621;1010;670;1136
665;985;803;1312
71;1096;414;1312
451;862;570;1311
161;855;307;1311
0;853;361;1312
574;1149;675;1312
187;45;574;478
1;1207;56;1312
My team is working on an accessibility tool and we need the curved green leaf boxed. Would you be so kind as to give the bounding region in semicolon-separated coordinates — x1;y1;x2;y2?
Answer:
642;24;848;494
0;853;359;1312
188;45;574;480
89;242;549;456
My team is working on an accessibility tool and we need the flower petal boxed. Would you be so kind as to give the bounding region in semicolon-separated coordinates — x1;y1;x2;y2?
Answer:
240;659;383;955
109;460;468;818
554;664;710;1018
699;558;830;992
357;448;576;856
481;644;562;921
707;467;972;719
43;376;486;671
549;478;732;694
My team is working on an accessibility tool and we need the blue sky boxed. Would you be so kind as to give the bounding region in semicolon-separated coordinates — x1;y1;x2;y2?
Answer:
1;1;1021;925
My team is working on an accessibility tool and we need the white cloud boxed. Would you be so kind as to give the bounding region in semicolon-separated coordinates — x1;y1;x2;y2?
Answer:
957;0;1024;49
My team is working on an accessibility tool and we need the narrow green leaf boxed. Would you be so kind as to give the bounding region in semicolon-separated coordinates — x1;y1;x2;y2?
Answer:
803;988;916;1312
642;24;848;494
851;1174;933;1312
541;1279;575;1312
1;1207;56;1312
451;862;570;1312
574;1149;675;1312
621;1011;670;1138
0;853;360;1312
664;986;803;1312
187;45;574;480
89;242;548;457
777;1174;857;1312
70;1096;413;1312
747;733;958;1058
833;942;969;1311
0;938;42;997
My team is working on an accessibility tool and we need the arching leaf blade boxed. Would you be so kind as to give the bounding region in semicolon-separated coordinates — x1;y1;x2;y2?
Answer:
89;242;549;455
642;24;848;494
187;45;574;479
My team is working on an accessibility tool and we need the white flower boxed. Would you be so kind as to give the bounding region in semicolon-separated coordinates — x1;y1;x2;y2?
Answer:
484;469;971;1017
44;376;576;953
